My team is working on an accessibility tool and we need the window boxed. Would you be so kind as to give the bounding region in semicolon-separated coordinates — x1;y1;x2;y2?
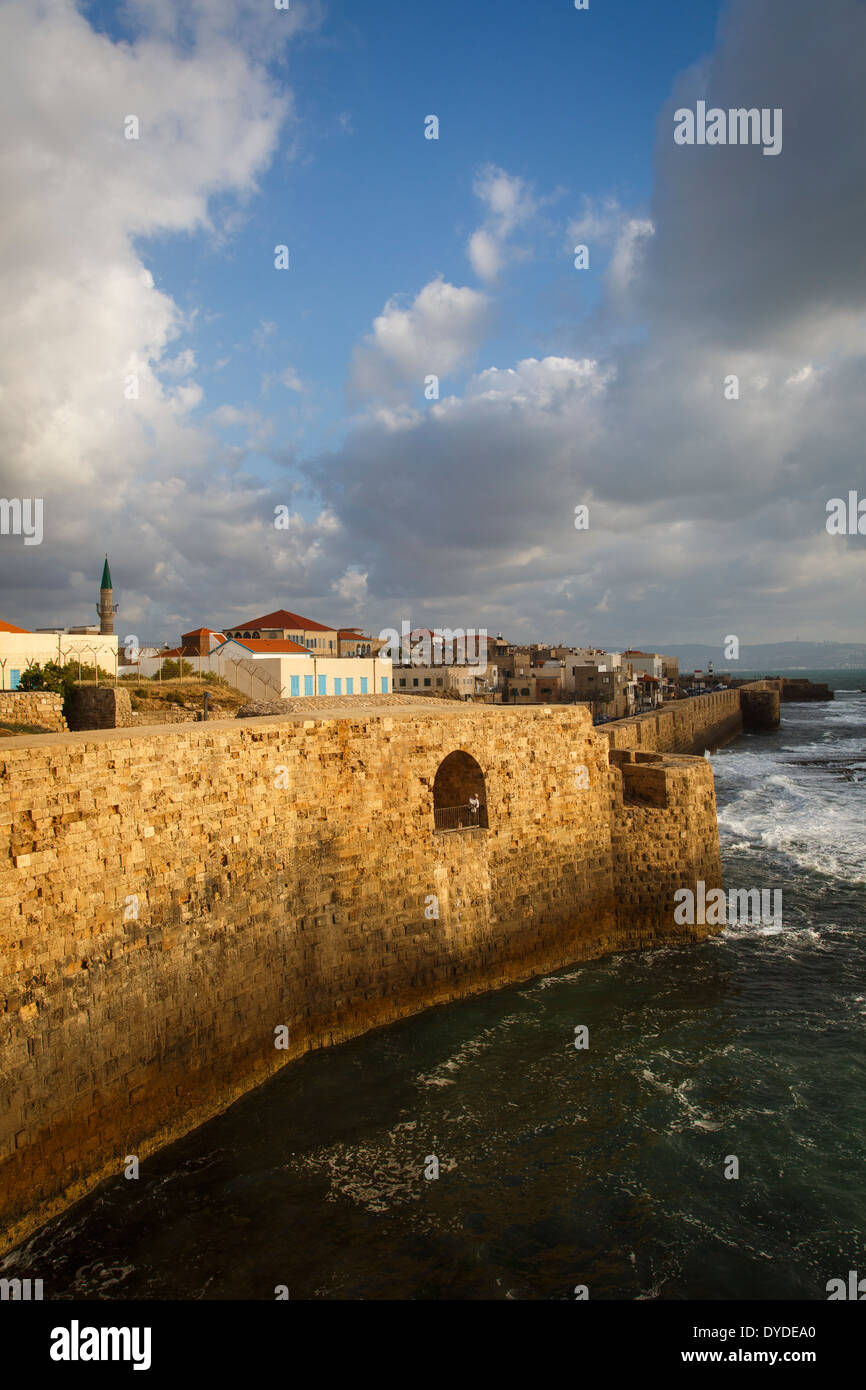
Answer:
346;678;354;694
361;677;368;693
290;675;300;696
318;675;327;695
436;678;443;686
424;678;431;686
304;675;314;696
413;678;419;687
334;678;342;695
381;678;388;693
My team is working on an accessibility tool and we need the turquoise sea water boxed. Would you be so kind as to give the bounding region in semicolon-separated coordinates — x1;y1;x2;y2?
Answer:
5;678;865;1299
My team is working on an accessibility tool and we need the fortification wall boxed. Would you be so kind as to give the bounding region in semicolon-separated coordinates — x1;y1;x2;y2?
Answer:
780;678;834;702
0;702;723;1253
608;750;722;943
603;689;744;754
0;692;67;732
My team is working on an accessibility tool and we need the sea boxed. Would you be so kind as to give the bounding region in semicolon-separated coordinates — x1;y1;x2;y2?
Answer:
5;671;865;1300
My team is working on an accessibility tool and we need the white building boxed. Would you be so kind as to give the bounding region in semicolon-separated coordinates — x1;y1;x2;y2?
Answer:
623;651;665;680
213;639;393;701
0;619;118;689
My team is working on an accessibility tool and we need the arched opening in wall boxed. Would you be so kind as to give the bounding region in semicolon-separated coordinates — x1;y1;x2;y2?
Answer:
433;751;488;832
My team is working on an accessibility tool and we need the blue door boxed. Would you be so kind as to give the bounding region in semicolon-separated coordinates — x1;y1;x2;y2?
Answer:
381;677;389;693
10;669;20;690
334;678;342;695
346;678;354;694
360;677;368;694
290;675;300;696
318;675;327;695
304;675;313;696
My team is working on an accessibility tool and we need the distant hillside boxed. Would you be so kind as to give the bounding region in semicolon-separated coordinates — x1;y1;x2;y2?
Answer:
640;641;866;671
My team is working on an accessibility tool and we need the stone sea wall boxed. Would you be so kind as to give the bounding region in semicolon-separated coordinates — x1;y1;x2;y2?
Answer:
0;701;725;1253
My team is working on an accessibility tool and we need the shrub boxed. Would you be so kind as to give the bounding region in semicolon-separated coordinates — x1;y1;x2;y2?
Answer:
152;658;194;680
19;661;76;702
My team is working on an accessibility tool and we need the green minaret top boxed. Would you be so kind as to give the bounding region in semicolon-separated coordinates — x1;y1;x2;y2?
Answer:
100;554;112;590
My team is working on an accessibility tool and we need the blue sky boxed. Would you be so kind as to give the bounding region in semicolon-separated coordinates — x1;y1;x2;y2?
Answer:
121;0;721;464
1;0;863;646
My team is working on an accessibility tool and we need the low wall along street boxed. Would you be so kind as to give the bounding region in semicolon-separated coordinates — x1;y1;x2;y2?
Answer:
0;689;777;1252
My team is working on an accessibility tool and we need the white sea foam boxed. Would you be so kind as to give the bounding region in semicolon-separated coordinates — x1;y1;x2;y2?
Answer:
713;708;866;884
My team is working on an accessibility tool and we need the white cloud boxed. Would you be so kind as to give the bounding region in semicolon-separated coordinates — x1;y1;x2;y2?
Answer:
466;164;537;282
331;570;368;607
0;0;289;500
605;218;655;306
210;405;253;427
567;195;624;246
280;366;305;392
160;348;197;378
467;229;502;282
349;276;489;402
0;0;321;631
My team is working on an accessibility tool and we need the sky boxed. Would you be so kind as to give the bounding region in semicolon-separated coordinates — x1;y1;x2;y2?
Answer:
0;0;864;650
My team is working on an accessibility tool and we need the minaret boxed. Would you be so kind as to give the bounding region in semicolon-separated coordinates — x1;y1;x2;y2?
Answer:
97;554;117;635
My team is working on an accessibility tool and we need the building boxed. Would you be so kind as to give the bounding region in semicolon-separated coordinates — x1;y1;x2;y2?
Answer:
337;628;381;657
0;560;120;689
568;664;632;717
393;666;479;698
622;650;664;680
634;673;661;711
0;618;119;689
222;609;339;653
180;627;226;658
213;638;392;702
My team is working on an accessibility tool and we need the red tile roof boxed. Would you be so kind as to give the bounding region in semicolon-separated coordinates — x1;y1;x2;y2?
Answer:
221;637;311;654
0;618;30;633
232;610;333;633
181;627;224;638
